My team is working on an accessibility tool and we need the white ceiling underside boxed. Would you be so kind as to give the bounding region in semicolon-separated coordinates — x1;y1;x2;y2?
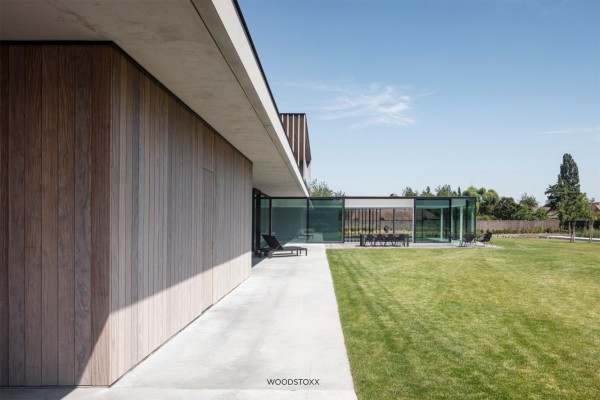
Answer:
0;0;307;197
345;198;414;209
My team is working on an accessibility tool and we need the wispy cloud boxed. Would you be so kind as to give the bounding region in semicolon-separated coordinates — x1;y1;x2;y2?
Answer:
541;126;600;136
285;81;429;129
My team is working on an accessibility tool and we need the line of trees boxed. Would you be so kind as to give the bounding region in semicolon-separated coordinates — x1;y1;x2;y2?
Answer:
399;185;548;221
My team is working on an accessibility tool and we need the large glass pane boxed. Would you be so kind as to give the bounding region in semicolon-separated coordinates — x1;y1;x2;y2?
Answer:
450;198;467;239
415;199;451;243
308;199;343;242
466;197;476;235
271;199;308;244
394;208;413;236
259;198;270;248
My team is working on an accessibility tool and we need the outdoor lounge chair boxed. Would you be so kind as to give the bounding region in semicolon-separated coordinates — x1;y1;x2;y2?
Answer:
261;235;308;258
364;234;375;246
475;231;493;247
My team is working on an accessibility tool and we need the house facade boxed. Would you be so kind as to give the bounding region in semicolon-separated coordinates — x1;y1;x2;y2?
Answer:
1;0;307;387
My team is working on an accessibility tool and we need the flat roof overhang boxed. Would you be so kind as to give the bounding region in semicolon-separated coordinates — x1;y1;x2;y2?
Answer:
0;0;307;197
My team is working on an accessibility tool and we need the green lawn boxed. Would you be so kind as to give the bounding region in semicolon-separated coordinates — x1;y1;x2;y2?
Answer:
327;239;600;400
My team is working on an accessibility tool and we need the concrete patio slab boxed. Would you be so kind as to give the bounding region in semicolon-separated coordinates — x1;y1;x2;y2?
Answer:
1;244;357;400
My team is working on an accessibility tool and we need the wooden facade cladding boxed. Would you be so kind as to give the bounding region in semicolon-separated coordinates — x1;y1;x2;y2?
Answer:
0;44;252;386
280;113;311;182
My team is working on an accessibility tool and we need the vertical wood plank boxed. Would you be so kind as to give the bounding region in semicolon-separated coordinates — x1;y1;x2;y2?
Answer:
137;71;148;361
0;42;9;387
159;86;168;346
8;45;27;386
57;45;76;386
123;62;137;369
203;168;214;310
117;51;127;378
90;45;111;386
109;48;122;384
74;46;92;385
23;45;43;386
146;76;155;354
41;45;59;386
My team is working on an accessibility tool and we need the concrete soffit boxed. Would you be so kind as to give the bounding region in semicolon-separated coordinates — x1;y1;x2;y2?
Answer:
0;0;308;197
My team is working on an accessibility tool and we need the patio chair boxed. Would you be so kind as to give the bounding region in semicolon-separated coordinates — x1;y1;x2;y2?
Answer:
261;235;307;258
476;231;493;247
461;233;475;247
364;234;375;246
374;234;386;246
396;233;408;247
450;233;460;246
387;233;396;246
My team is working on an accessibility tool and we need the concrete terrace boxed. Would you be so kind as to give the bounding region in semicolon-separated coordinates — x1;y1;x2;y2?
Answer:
0;244;357;400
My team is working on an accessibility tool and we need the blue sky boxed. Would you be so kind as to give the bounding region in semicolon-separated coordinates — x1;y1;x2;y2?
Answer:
238;0;600;203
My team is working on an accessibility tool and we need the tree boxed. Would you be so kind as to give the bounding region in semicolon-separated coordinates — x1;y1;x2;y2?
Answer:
515;193;538;221
461;186;499;218
421;186;434;197
493;197;519;220
556;190;591;242
480;189;499;216
402;187;418;197
545;153;580;211
545;154;590;241
435;184;455;197
308;179;345;197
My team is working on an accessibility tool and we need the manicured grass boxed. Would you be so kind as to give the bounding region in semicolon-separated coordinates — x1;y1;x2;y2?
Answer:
327;239;600;400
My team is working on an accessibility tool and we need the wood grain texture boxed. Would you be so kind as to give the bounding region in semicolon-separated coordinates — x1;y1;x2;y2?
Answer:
25;45;43;386
0;43;9;387
90;46;111;386
74;46;93;386
3;43;252;387
108;49;252;381
109;49;122;385
41;45;59;386
8;45;27;386
57;45;76;386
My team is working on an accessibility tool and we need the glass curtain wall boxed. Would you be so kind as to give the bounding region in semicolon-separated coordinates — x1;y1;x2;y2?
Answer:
415;198;476;243
344;208;413;242
254;196;474;247
257;198;344;245
450;198;476;239
271;199;308;244
308;199;343;242
415;199;451;243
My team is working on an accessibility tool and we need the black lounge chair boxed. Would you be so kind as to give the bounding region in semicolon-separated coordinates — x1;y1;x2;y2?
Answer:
476;232;493;247
261;235;307;258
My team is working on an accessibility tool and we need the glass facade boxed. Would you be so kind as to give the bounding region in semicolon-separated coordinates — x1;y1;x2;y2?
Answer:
252;195;476;248
415;199;451;243
344;208;413;242
271;199;308;244
414;198;476;243
308;199;344;242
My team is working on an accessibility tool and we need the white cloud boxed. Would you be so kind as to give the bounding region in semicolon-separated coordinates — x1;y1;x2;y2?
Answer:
541;126;600;136
285;81;421;129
